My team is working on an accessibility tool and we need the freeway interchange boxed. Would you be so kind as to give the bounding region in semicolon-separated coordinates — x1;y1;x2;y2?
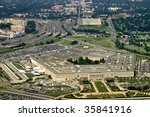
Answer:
0;19;69;48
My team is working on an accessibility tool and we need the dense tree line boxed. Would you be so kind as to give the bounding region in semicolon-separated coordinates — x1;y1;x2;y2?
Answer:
73;28;101;34
0;23;11;29
113;14;150;32
93;0;150;17
115;39;125;49
70;40;78;45
0;0;67;18
25;21;36;34
128;85;150;92
67;56;106;65
115;38;150;56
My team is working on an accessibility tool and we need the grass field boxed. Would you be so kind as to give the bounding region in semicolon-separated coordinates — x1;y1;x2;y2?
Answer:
139;77;150;83
13;63;25;70
117;77;150;83
125;45;147;53
63;35;116;49
87;94;125;99
75;25;108;32
117;77;139;83
64;94;77;99
57;39;72;46
5;65;22;80
25;73;34;78
0;68;10;81
87;95;102;99
0;85;4;90
94;81;108;92
147;42;150;46
74;93;83;97
0;91;4;96
135;92;150;97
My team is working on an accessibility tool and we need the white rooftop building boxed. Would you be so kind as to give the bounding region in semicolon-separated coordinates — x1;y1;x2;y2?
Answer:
81;18;102;26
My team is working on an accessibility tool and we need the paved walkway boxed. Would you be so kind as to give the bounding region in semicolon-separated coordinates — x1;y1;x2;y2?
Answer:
101;80;111;92
91;81;99;93
115;82;125;91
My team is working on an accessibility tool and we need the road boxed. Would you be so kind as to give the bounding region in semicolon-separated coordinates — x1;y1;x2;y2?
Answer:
6;62;28;81
0;19;64;48
107;17;117;42
0;80;55;100
0;63;20;83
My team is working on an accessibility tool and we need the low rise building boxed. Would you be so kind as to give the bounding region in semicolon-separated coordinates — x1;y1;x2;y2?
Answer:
3;18;27;26
64;7;78;15
11;25;25;32
0;29;24;38
81;18;102;26
108;7;122;11
30;53;135;81
51;5;64;13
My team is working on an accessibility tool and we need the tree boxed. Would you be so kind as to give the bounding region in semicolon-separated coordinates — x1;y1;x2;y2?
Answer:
0;23;11;29
71;40;78;45
100;58;106;63
15;43;26;47
47;39;54;44
25;21;36;34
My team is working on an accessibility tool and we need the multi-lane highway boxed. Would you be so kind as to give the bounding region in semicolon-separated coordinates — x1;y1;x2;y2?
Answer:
0;79;55;100
107;17;117;42
0;19;66;48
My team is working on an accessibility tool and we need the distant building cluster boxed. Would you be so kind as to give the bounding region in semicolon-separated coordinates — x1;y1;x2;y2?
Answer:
40;0;80;16
81;0;93;18
112;13;131;19
108;7;122;11
3;18;27;26
78;0;102;26
0;18;27;38
51;5;64;13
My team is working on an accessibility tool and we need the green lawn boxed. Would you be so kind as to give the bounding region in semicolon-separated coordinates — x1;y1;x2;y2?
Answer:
87;95;102;99
57;33;116;49
94;81;108;92
117;77;139;83
13;63;25;70
147;42;150;46
0;85;4;90
67;35;116;49
0;91;4;96
125;45;147;53
94;37;116;49
75;25;108;32
57;39;72;46
25;73;34;78
125;91;136;97
117;77;150;85
0;69;10;81
87;94;125;99
74;93;83;97
135;92;150;97
138;77;150;83
5;65;22;80
64;94;77;99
